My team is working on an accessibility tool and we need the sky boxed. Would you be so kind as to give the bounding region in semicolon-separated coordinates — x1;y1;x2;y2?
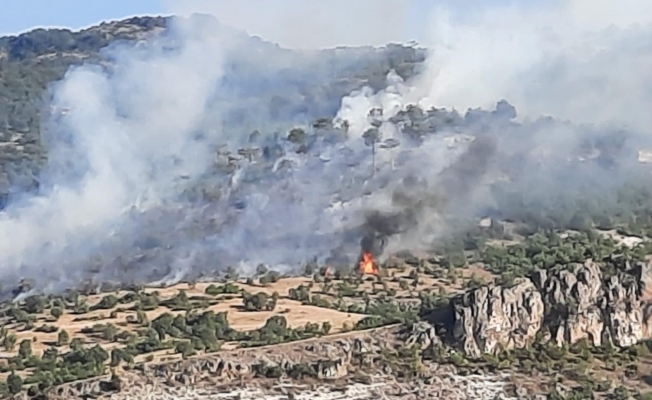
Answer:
0;0;165;36
0;0;543;48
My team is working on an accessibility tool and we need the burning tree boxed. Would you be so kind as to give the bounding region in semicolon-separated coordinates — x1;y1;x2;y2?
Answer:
358;233;384;276
359;251;378;275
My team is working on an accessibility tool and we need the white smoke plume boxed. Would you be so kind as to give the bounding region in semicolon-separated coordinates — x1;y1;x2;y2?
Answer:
3;0;652;296
1;16;236;293
414;0;652;130
334;0;652;232
164;0;412;49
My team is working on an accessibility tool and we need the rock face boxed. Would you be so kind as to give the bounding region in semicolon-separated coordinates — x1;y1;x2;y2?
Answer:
452;277;544;357
450;260;652;358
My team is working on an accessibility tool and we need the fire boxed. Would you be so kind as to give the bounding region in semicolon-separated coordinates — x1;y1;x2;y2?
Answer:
359;251;378;275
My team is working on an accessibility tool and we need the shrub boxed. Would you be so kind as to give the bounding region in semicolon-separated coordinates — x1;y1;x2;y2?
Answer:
205;283;240;296
18;339;32;359
4;333;17;351
35;324;58;333
57;330;70;346
174;341;196;358
242;292;275;311
50;306;63;319
90;295;119;311
7;372;22;394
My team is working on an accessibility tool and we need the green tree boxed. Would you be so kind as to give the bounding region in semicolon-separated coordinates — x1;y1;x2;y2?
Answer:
58;329;70;346
23;295;47;314
7;372;22;394
110;348;133;367
4;333;17;351
255;264;268;276
50;306;63;320
18;339;32;359
175;341;195;358
90;294;119;311
103;324;118;341
242;292;270;311
69;337;83;351
136;310;149;326
321;321;332;335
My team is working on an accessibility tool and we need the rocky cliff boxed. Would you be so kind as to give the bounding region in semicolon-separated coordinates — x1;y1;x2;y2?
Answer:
450;260;652;358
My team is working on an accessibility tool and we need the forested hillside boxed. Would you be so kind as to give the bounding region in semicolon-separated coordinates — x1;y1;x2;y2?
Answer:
0;15;425;201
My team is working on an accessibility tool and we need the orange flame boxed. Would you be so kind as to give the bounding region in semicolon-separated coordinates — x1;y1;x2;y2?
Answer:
359;251;378;275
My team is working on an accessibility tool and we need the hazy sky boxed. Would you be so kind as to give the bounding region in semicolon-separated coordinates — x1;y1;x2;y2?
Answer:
0;0;545;48
0;0;165;35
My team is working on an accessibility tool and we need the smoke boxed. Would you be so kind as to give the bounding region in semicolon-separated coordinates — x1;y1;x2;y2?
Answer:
3;0;652;296
331;0;652;251
0;16;236;293
164;0;412;49
0;11;428;296
416;0;652;130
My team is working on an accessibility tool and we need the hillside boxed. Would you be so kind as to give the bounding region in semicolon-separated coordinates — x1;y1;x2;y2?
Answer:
0;15;425;201
4;12;652;400
4;227;652;399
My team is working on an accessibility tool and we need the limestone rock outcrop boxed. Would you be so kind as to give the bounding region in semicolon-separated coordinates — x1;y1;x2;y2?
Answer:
450;260;652;358
451;277;544;358
405;321;442;350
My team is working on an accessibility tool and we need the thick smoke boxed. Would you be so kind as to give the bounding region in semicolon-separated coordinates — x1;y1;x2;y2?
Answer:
3;0;652;297
333;0;652;249
0;13;427;296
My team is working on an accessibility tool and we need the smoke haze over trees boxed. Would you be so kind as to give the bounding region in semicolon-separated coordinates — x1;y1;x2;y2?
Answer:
1;1;652;297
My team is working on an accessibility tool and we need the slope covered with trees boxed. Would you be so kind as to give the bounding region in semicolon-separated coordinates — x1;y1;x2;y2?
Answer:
0;15;425;202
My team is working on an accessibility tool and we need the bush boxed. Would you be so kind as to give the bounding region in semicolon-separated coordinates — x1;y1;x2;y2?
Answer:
23;295;47;314
69;338;83;351
137;293;159;311
259;271;281;286
90;295;119;311
7;372;22;394
110;348;133;367
174;341;196;358
242;292;276;311
288;285;311;303
50;306;63;319
4;333;17;351
74;299;89;314
321;321;332;335
18;339;32;359
35;324;58;333
57;330;70;346
205;283;240;296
